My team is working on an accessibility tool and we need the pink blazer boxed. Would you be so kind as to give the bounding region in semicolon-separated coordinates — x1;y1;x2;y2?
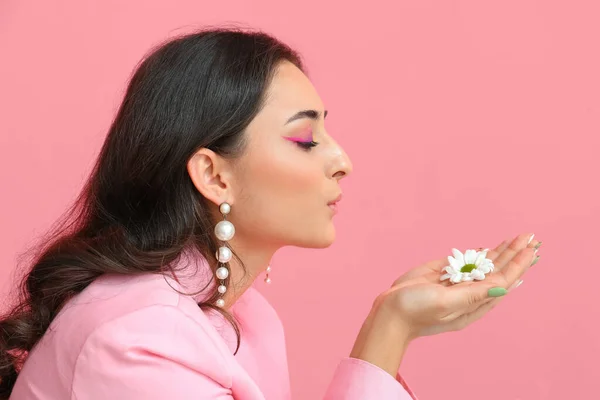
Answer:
11;260;417;399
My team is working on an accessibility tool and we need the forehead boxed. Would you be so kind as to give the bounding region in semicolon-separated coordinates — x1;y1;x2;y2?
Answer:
259;61;324;122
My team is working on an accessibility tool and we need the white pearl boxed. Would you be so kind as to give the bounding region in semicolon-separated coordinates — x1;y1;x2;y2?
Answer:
219;202;231;215
218;285;227;294
216;246;232;263
264;277;271;284
216;266;229;280
216;298;225;307
214;220;235;241
266;266;272;273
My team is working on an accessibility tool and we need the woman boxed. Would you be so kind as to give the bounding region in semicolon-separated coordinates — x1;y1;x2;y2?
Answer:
0;28;540;399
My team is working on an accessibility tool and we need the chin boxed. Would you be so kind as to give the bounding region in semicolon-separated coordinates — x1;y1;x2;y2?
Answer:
295;226;336;249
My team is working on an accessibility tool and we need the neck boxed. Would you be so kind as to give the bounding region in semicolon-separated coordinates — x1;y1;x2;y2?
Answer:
219;238;277;308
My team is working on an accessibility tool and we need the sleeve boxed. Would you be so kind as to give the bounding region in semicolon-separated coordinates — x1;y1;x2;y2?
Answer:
72;304;234;400
323;357;418;400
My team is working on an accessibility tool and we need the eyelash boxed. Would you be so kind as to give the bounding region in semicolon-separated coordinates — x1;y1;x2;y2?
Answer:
295;140;320;150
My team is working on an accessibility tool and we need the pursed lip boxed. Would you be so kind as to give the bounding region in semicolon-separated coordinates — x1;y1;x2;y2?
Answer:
327;193;343;206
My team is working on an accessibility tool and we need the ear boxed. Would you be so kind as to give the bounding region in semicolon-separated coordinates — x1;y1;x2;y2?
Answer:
187;148;235;206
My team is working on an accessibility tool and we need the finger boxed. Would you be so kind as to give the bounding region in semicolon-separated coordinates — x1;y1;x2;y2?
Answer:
491;233;535;273
528;238;542;265
508;279;524;292
432;233;537;287
442;247;532;311
528;238;541;250
439;245;535;316
446;296;504;332
480;238;512;262
465;277;522;313
441;279;506;312
493;246;536;287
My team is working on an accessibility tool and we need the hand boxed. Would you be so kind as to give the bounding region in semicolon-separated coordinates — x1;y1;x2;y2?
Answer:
375;232;541;339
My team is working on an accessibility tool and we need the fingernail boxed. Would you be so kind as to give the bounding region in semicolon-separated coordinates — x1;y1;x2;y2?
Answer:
509;280;524;292
534;241;543;250
488;287;508;297
531;255;541;266
515;280;524;289
528;234;535;244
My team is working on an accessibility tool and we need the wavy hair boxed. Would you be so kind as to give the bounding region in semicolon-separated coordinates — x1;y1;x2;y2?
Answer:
0;26;303;398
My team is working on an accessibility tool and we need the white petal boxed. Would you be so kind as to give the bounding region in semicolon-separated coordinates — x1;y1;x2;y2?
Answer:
449;266;461;274
475;252;486;266
451;249;465;265
440;273;452;281
471;269;485;280
450;273;462;283
462;274;474;282
448;256;462;269
478;264;493;274
464;249;477;264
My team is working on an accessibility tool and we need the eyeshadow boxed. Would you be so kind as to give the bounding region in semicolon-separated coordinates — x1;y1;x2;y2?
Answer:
285;126;313;142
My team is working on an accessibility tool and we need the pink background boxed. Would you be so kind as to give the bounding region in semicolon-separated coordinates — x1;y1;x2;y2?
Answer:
1;1;598;399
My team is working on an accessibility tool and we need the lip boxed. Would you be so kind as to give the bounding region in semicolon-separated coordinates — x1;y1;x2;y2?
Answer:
328;193;342;214
328;193;343;205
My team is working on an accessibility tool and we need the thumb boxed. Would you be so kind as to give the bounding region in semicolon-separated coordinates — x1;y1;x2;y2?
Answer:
445;282;508;309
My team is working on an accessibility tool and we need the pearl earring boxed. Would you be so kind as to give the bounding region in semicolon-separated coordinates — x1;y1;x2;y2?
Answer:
214;202;235;308
264;265;272;284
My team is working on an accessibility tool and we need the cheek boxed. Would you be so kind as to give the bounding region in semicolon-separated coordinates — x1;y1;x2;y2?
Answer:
251;150;321;204
234;149;326;238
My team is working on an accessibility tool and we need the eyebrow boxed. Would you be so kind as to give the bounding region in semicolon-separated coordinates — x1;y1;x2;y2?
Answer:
284;109;328;125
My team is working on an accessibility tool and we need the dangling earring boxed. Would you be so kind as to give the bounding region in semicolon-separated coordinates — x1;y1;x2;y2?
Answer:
214;202;235;308
264;265;272;284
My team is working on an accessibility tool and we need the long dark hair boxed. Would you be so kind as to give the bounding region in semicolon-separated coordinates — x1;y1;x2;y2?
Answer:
0;26;303;398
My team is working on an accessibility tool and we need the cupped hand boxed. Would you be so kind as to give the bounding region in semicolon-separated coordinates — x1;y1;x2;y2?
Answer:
375;232;541;339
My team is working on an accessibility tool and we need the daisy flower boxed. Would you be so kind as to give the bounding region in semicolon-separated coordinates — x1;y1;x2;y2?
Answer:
440;248;494;284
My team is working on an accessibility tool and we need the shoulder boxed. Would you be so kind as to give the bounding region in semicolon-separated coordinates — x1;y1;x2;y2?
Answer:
52;273;232;371
16;273;238;397
52;272;203;338
69;274;236;388
74;300;234;388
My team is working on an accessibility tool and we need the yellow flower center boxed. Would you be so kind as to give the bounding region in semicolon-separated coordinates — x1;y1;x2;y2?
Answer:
460;263;477;273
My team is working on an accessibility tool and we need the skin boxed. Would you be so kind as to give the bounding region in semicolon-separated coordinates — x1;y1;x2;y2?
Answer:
187;60;542;377
188;60;351;298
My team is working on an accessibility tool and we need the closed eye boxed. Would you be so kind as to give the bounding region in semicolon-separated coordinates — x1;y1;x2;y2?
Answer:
295;140;319;150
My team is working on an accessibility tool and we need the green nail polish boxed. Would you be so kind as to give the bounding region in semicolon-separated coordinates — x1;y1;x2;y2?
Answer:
488;287;508;297
534;241;543;250
531;255;540;266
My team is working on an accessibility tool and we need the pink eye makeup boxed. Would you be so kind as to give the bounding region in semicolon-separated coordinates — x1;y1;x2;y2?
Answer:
284;127;319;150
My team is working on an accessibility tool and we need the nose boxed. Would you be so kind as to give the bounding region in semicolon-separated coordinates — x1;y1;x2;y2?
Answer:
328;139;353;181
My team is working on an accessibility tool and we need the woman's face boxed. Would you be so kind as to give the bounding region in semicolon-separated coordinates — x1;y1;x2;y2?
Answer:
230;60;353;250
